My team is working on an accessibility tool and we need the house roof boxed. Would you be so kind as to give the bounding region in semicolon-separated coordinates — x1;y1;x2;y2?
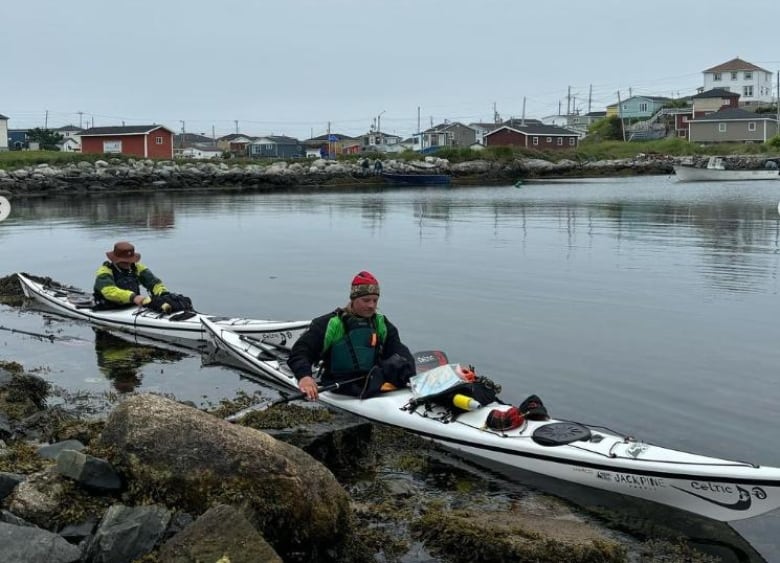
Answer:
584;111;606;117
174;133;214;145
251;135;300;144
307;133;355;141
692;88;741;99
690;108;776;122
704;57;768;73
423;121;472;133
484;123;579;137
218;133;253;142
0;114;9;120
55;124;83;132
502;118;543;128
80;125;173;136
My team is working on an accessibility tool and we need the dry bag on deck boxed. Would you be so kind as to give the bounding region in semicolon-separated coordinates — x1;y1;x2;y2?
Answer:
407;364;501;418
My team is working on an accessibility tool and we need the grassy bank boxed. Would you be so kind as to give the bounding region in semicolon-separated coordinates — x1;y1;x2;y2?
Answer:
3;137;780;172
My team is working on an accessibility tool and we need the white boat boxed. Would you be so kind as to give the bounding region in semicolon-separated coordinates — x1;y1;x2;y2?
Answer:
16;273;310;349
201;315;780;522
673;157;780;182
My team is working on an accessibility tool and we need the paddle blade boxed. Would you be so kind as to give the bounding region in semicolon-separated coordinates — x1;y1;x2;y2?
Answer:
413;350;449;373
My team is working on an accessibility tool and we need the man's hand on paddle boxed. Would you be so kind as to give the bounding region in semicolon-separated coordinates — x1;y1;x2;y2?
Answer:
298;376;319;401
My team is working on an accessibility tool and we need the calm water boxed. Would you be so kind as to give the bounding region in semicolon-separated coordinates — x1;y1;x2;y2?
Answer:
2;176;780;560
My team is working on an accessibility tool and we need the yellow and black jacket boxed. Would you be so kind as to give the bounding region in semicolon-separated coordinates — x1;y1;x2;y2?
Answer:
93;261;167;308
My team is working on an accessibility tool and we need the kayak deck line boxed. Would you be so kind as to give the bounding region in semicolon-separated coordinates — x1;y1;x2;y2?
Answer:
200;315;780;522
16;272;310;349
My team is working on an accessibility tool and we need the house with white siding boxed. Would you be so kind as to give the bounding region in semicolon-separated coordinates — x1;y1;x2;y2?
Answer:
0;114;9;151
702;57;774;106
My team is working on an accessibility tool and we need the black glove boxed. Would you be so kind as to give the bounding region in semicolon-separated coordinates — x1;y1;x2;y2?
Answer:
380;354;414;387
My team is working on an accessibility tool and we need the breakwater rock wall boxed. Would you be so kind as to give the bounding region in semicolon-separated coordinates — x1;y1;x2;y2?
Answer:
0;154;775;196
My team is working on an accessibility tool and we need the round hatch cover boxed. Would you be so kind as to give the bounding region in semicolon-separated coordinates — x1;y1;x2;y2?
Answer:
532;422;591;446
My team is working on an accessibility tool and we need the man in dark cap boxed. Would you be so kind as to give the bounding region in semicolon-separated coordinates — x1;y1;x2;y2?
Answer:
288;271;415;400
93;241;170;308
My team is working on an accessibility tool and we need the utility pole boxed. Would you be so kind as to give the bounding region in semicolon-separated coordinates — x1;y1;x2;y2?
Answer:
44;110;48;129
521;97;526;126
180;121;185;148
77;111;84;129
617;90;627;142
776;71;779;132
327;121;332;159
212;125;216;146
588;84;593;114
567;86;571;115
234;120;239;134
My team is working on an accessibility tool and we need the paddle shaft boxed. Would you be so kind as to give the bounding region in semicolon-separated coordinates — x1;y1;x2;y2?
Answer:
0;324;84;342
225;349;449;423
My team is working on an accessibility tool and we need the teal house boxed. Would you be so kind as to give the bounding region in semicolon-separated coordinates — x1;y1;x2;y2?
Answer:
607;95;671;119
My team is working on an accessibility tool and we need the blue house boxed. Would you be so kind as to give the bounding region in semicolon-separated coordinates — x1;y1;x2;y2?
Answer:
607;96;671;120
247;135;302;159
7;129;30;150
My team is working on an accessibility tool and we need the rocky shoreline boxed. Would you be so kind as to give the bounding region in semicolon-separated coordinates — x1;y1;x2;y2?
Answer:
2;153;780;198
2;360;729;563
0;154;697;197
1;154;778;197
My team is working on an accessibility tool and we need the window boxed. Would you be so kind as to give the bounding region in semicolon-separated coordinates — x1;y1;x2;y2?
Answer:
748;122;757;131
557;137;563;146
533;137;539;145
568;138;575;146
103;140;121;153
731;72;738;80
546;137;552;143
713;73;722;81
639;103;648;112
744;85;753;97
744;71;752;80
155;136;163;145
718;123;727;133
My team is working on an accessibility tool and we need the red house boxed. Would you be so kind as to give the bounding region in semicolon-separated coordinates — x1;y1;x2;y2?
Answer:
484;123;579;150
80;125;175;159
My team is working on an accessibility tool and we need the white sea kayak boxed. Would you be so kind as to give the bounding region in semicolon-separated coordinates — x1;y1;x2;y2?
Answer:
201;315;780;522
17;272;310;349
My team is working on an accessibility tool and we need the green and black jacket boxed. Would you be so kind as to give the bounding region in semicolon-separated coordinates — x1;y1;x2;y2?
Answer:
93;261;167;307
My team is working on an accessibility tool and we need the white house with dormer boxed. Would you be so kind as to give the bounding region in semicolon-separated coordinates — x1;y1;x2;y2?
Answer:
702;57;774;106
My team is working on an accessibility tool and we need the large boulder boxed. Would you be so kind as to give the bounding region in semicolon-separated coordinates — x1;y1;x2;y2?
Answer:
98;394;352;558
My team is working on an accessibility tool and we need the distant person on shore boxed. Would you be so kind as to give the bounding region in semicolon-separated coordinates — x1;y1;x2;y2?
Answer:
287;271;415;400
93;241;169;309
373;159;384;176
361;158;370;176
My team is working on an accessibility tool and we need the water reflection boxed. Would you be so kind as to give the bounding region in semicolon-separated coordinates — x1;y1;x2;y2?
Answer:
93;329;187;392
5;193;176;230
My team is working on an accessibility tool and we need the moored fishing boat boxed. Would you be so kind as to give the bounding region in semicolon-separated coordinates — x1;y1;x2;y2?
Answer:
201;315;780;522
673;156;780;182
17;273;309;349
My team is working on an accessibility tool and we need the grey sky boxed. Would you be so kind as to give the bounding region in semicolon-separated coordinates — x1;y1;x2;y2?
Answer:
4;0;780;140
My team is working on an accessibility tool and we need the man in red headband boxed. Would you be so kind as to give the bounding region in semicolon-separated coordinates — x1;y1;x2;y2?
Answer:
288;271;415;400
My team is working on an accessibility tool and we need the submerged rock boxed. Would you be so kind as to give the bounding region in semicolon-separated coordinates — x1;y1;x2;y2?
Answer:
0;521;82;563
158;504;282;563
